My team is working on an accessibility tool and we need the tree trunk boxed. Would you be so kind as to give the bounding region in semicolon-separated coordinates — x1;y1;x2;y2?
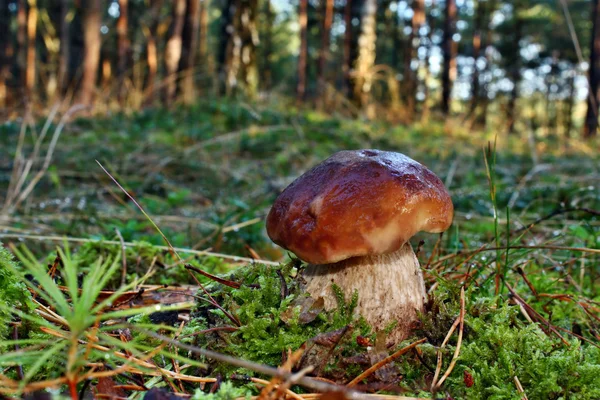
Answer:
57;0;70;94
164;0;186;103
404;0;424;116
145;0;162;104
225;0;259;97
297;0;308;103
343;0;363;100
468;0;483;117
179;0;201;103
506;11;523;134
79;0;101;106
441;0;456;115
354;0;377;117
199;0;209;64
217;0;235;95
565;70;575;139
317;0;333;102
585;0;600;138
117;0;129;103
421;0;436;121
17;0;27;100
25;0;37;100
0;0;9;107
261;0;274;90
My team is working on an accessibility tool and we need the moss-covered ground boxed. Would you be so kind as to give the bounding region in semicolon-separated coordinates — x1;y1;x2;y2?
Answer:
0;100;599;398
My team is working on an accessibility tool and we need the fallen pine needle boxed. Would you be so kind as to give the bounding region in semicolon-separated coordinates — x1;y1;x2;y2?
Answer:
346;338;427;387
432;286;466;390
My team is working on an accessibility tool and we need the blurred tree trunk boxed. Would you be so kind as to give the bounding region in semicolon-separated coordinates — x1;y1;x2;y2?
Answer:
57;0;70;94
585;0;600;138
261;0;274;90
441;0;456;115
179;0;201;103
565;70;575;138
117;0;130;104
217;0;235;95
317;0;333;103
506;10;522;134
17;0;27;99
354;0;377;116
404;0;424;117
421;0;436;121
79;0;101;106
25;0;37;100
164;0;186;103
225;0;259;97
145;0;162;104
0;0;9;107
199;0;209;64
343;0;362;100
297;0;308;103
468;0;483;118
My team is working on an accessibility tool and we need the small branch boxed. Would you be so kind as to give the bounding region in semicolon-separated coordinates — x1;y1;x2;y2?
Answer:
434;287;466;389
514;375;528;400
346;338;427;387
115;228;127;286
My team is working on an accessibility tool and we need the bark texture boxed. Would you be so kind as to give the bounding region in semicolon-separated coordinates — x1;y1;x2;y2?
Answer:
303;243;426;343
117;0;130;103
79;0;101;106
164;0;186;103
404;0;425;116
317;0;334;100
441;0;456;115
354;0;377;116
585;0;600;138
297;0;308;103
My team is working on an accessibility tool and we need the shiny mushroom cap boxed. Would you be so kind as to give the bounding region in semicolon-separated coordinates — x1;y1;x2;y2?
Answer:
266;149;454;264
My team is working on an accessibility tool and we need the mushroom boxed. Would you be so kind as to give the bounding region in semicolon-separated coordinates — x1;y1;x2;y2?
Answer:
266;149;453;342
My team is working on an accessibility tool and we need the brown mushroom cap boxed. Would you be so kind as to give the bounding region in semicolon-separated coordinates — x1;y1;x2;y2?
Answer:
266;149;454;264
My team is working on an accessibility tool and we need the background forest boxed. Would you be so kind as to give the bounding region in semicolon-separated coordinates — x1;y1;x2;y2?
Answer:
1;0;600;399
0;0;599;139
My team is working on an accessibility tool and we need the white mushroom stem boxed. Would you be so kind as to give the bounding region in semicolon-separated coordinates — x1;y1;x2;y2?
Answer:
302;242;426;343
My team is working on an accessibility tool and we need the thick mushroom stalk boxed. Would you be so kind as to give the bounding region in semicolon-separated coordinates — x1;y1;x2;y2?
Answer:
303;242;425;343
267;150;453;344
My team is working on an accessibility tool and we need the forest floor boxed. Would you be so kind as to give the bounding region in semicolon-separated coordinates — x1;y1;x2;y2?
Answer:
0;100;599;399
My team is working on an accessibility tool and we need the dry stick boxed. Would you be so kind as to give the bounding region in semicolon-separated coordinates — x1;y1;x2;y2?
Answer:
127;326;373;400
114;228;128;286
0;233;280;266
430;316;461;388
185;264;241;289
346;338;427;387
251;377;306;400
431;244;600;269
2;107;31;211
514;207;600;234
434;287;466;389
11;105;88;212
513;376;528;400
505;283;571;346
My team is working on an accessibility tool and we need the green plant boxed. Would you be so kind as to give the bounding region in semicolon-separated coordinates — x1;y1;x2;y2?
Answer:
0;243;199;397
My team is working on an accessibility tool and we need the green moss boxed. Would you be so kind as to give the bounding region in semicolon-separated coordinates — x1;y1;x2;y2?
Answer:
192;381;250;400
0;243;32;339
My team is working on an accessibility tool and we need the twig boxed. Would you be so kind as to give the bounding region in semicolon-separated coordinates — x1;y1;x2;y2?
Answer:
431;287;466;391
346;338;427;387
115;228;128;286
126;326;374;400
0;233;279;266
513;375;528;400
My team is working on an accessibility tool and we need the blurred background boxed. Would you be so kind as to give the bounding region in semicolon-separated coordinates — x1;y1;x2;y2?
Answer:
0;0;599;264
0;0;598;139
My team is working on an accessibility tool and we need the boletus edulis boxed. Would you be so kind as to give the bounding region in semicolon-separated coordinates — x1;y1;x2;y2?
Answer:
266;149;453;343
